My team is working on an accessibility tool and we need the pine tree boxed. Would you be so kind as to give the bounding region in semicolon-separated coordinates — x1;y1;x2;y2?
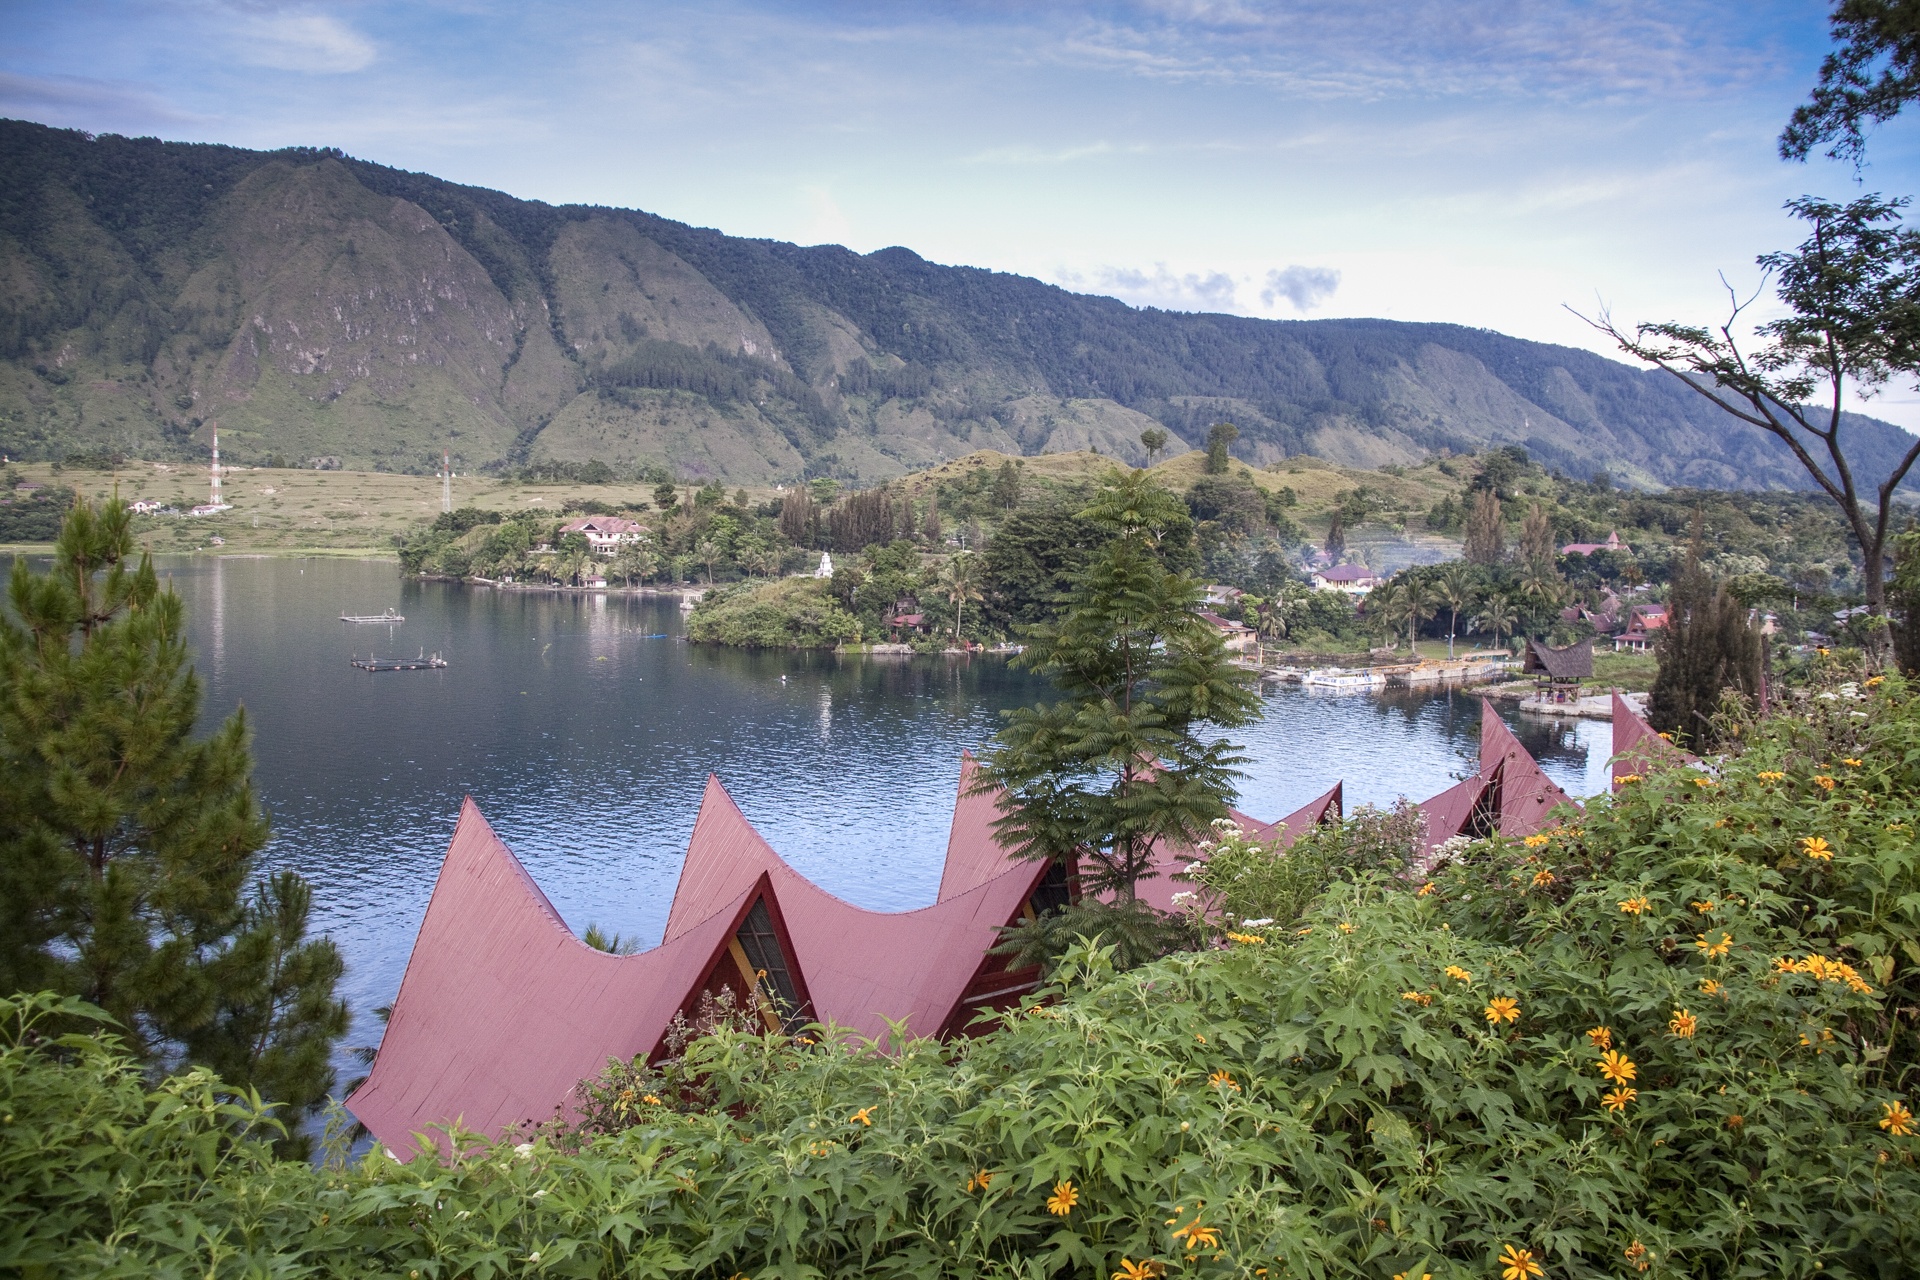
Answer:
1464;490;1505;564
923;490;942;543
1520;502;1556;569
1650;521;1766;748
977;470;1261;902
0;498;344;1151
1204;423;1239;474
1324;508;1346;560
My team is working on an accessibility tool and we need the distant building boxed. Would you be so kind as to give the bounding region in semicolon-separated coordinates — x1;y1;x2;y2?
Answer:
814;552;834;578
1203;584;1246;609
1311;564;1379;596
1613;604;1669;652
559;516;648;556
1197;609;1258;653
1522;637;1593;703
1561;529;1628;557
128;499;164;514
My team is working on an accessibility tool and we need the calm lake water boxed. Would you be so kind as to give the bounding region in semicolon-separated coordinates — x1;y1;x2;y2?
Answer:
21;555;1613;1072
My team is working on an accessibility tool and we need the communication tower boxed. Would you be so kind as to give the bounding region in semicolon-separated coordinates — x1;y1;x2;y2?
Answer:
442;451;452;513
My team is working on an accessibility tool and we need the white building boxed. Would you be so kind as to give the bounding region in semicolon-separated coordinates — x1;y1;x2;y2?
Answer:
558;516;649;556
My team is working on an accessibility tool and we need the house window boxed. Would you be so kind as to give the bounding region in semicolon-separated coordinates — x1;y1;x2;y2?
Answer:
735;899;804;1028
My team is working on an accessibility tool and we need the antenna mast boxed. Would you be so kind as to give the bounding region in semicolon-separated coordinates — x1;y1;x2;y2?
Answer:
442;450;452;513
210;426;223;507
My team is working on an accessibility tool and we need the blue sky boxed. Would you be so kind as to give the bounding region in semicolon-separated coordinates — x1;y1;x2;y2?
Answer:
4;1;1918;425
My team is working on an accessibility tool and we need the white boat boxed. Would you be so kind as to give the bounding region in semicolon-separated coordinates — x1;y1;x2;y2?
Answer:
1300;666;1385;691
341;608;404;624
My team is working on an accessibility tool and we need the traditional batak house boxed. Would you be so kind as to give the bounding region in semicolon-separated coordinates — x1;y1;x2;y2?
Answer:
352;717;1601;1154
1521;637;1593;705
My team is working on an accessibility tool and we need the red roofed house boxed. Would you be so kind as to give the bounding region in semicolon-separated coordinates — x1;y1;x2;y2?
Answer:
1561;529;1628;557
559;516;648;556
1613;604;1668;652
1197;610;1257;653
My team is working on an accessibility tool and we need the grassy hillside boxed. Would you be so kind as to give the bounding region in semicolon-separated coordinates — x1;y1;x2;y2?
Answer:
4;118;1917;490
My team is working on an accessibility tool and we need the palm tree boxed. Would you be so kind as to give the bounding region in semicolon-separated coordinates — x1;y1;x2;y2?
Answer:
696;538;720;585
1366;580;1403;648
1436;564;1472;659
942;551;983;642
1472;591;1518;651
1401;580;1437;654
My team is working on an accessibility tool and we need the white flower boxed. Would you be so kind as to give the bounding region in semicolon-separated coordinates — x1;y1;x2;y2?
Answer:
513;1142;535;1158
1241;917;1275;927
532;1188;548;1198
1170;891;1195;903
528;1252;541;1263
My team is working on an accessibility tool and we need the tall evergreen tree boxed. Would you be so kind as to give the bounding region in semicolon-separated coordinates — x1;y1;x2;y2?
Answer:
1520;501;1557;569
1649;522;1766;748
977;470;1261;901
1323;508;1346;560
1464;490;1505;564
1204;422;1239;474
0;498;344;1151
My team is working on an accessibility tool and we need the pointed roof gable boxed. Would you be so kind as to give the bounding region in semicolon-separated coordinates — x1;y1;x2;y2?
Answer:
1247;782;1344;847
665;775;1052;1041
346;799;749;1155
1478;700;1574;837
937;754;1016;901
1416;774;1493;863
1610;694;1694;787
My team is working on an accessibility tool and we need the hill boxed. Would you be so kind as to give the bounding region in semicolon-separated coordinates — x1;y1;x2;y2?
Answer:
3;118;1915;490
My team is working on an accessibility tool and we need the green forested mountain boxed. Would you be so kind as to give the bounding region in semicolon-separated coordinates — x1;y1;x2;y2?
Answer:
3;118;1915;489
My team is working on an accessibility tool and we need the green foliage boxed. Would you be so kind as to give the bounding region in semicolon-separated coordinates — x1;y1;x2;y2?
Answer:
992;898;1203;975
1780;0;1920;164
0;497;343;1148
1651;547;1766;750
1179;801;1426;931
1203;422;1238;475
1895;528;1920;676
9;680;1920;1276
980;471;1261;899
684;576;861;648
0;484;75;541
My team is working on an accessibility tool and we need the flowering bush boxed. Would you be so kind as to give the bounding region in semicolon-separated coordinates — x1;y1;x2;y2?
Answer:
4;678;1919;1278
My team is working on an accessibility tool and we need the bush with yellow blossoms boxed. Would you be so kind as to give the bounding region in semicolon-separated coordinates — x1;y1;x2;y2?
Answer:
3;676;1918;1279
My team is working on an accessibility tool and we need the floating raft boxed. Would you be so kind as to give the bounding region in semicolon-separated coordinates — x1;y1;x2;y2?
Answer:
342;609;405;624
351;653;447;672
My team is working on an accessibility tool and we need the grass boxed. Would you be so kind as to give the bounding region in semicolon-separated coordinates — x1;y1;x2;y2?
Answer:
5;462;787;558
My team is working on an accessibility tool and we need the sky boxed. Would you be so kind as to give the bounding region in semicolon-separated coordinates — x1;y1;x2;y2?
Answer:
4;0;1918;427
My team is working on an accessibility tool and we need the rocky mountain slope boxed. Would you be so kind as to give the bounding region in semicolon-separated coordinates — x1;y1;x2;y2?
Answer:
3;119;1914;489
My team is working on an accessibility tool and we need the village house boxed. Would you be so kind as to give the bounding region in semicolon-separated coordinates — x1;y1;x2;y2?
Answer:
1560;529;1629;557
1197;609;1258;653
1613;604;1668;652
558;515;648;556
1203;584;1246;610
1522;636;1593;704
1311;564;1379;596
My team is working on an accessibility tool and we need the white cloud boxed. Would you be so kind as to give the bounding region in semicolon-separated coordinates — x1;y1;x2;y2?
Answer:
1261;265;1341;311
234;11;376;74
1076;264;1240;311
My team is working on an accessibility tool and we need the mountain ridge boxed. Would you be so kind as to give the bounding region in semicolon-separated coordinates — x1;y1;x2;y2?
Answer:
2;117;1913;490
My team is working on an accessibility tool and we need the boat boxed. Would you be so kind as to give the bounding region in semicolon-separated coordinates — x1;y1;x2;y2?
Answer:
351;650;447;672
341;608;404;624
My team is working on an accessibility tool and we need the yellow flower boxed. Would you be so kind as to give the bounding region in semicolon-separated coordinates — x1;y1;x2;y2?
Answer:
1880;1100;1915;1137
1586;1025;1613;1050
1522;833;1550;848
1598;1050;1637;1085
1843;758;1863;767
1531;869;1555;888
1225;931;1266;945
1402;991;1433;1006
1393;1273;1433;1280
1209;1069;1241;1092
1657;731;1674;741
1696;932;1733;958
1618;897;1651;916
1444;964;1473;983
1171;1220;1221;1250
1756;771;1785;783
1691;899;1716;914
1617;773;1643;784
1338;922;1356;934
964;1168;994;1193
1701;979;1726;999
1692;776;1716;788
1669;1009;1698;1038
1602;1087;1637;1114
1865;675;1885;688
1046;1180;1078;1216
642;1094;662;1106
1814;775;1836;791
850;1106;876;1127
1113;1259;1163;1280
1417;882;1435;896
1498;1244;1545;1279
1484;996;1521;1025
1624;1240;1651;1272
1800;836;1834;861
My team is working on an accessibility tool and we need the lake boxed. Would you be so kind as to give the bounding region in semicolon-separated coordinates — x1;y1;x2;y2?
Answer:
28;555;1613;1069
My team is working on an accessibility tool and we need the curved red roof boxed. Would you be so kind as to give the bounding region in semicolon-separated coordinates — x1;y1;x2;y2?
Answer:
1478;699;1574;836
346;800;750;1155
1610;694;1693;786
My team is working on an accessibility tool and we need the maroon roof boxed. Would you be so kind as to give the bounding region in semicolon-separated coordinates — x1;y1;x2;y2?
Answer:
1610;694;1694;787
1196;610;1252;634
1479;700;1574;836
938;755;1012;901
1246;782;1344;847
1316;564;1376;583
663;776;1050;1041
345;800;750;1155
